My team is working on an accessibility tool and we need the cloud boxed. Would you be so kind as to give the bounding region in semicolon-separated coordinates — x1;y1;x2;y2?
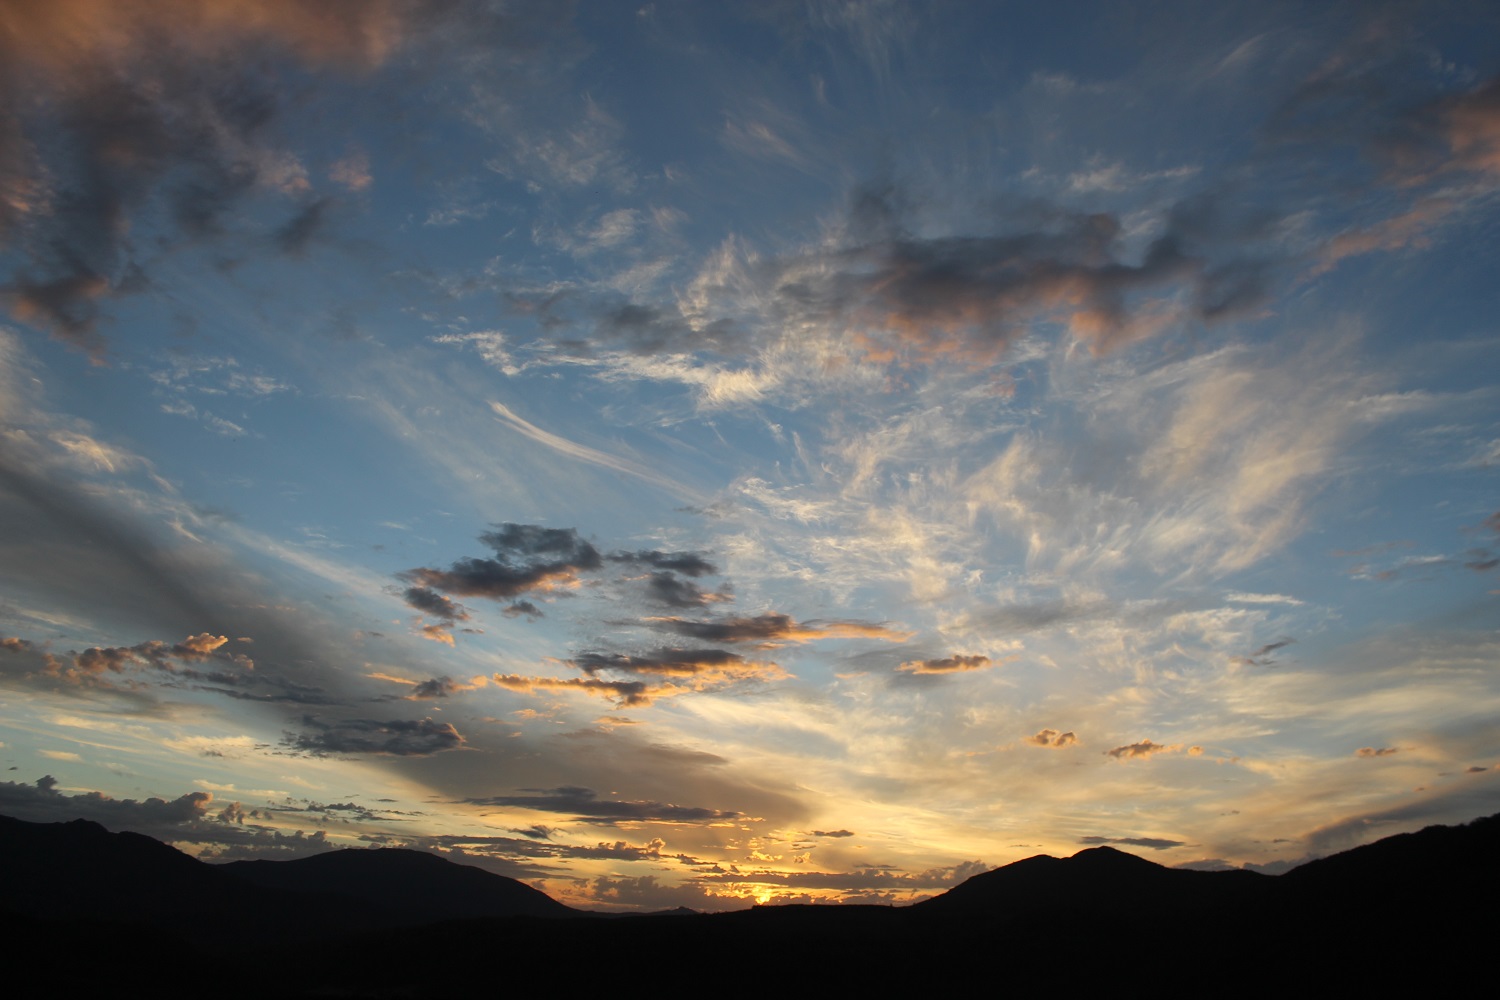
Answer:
401;523;603;602
1025;729;1079;748
693;858;992;893
642;571;732;608
463;786;740;825
281;716;465;757
0;0;428;356
579;873;748;912
407;675;487;700
812;829;855;838
647;612;910;647
1355;746;1399;758
1234;636;1295;668
488;402;704;501
897;654;991;675
1079;835;1186;850
608;549;718;577
403;586;471;622
30;632;253;689
491;673;658;708
570;649;753;678
1105;739;1185;760
272;196;333;256
495;648;788;709
0;773;211;830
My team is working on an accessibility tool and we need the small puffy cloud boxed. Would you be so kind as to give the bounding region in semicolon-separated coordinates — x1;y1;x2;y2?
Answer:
642;571;732;608
812;829;855;838
1105;739;1185;760
407;675;487;700
403;586;470;623
1026;729;1079;748
328;149;372;191
400;523;603;602
897;654;991;675
281;716;465;757
1356;746;1399;758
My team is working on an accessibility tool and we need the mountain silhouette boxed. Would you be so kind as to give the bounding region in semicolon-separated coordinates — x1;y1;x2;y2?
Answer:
4;810;1497;995
919;843;1272;918
222;846;571;922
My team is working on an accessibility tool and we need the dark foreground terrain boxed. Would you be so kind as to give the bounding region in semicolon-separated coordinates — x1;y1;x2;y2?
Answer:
4;812;1496;996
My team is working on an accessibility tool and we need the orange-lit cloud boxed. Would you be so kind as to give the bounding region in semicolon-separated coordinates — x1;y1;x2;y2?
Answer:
1026;729;1079;748
1443;79;1500;176
492;673;661;708
897;654;992;675
42;633;252;685
1314;197;1456;276
1104;739;1196;760
647;612;911;647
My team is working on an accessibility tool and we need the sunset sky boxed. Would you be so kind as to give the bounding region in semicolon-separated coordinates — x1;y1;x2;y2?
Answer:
2;0;1499;911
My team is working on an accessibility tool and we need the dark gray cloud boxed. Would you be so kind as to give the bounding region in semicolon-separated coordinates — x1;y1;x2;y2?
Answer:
1250;638;1294;658
463;785;739;824
0;774;210;826
408;676;462;699
1355;746;1399;758
1105;739;1197;760
570;648;747;677
0;774;337;860
403;586;470;623
490;673;656;707
1463;549;1499;572
812;829;854;838
642;571;731;608
1235;636;1295;668
1079;835;1186;850
0;0;556;357
897;654;991;675
647;612;906;646
282;716;465;757
501;600;544;619
272;196;332;256
607;549;717;577
400;523;602;601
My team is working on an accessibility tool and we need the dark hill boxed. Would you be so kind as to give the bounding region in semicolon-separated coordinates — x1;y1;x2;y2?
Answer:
919;842;1272;918
222;846;572;922
6;810;1500;995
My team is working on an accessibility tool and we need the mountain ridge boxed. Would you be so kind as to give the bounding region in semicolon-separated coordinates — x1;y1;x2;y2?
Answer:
5;810;1498;995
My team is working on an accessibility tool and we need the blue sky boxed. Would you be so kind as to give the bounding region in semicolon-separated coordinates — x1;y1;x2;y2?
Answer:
2;0;1499;909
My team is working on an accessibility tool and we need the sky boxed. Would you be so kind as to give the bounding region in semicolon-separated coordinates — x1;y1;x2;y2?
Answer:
2;0;1499;911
